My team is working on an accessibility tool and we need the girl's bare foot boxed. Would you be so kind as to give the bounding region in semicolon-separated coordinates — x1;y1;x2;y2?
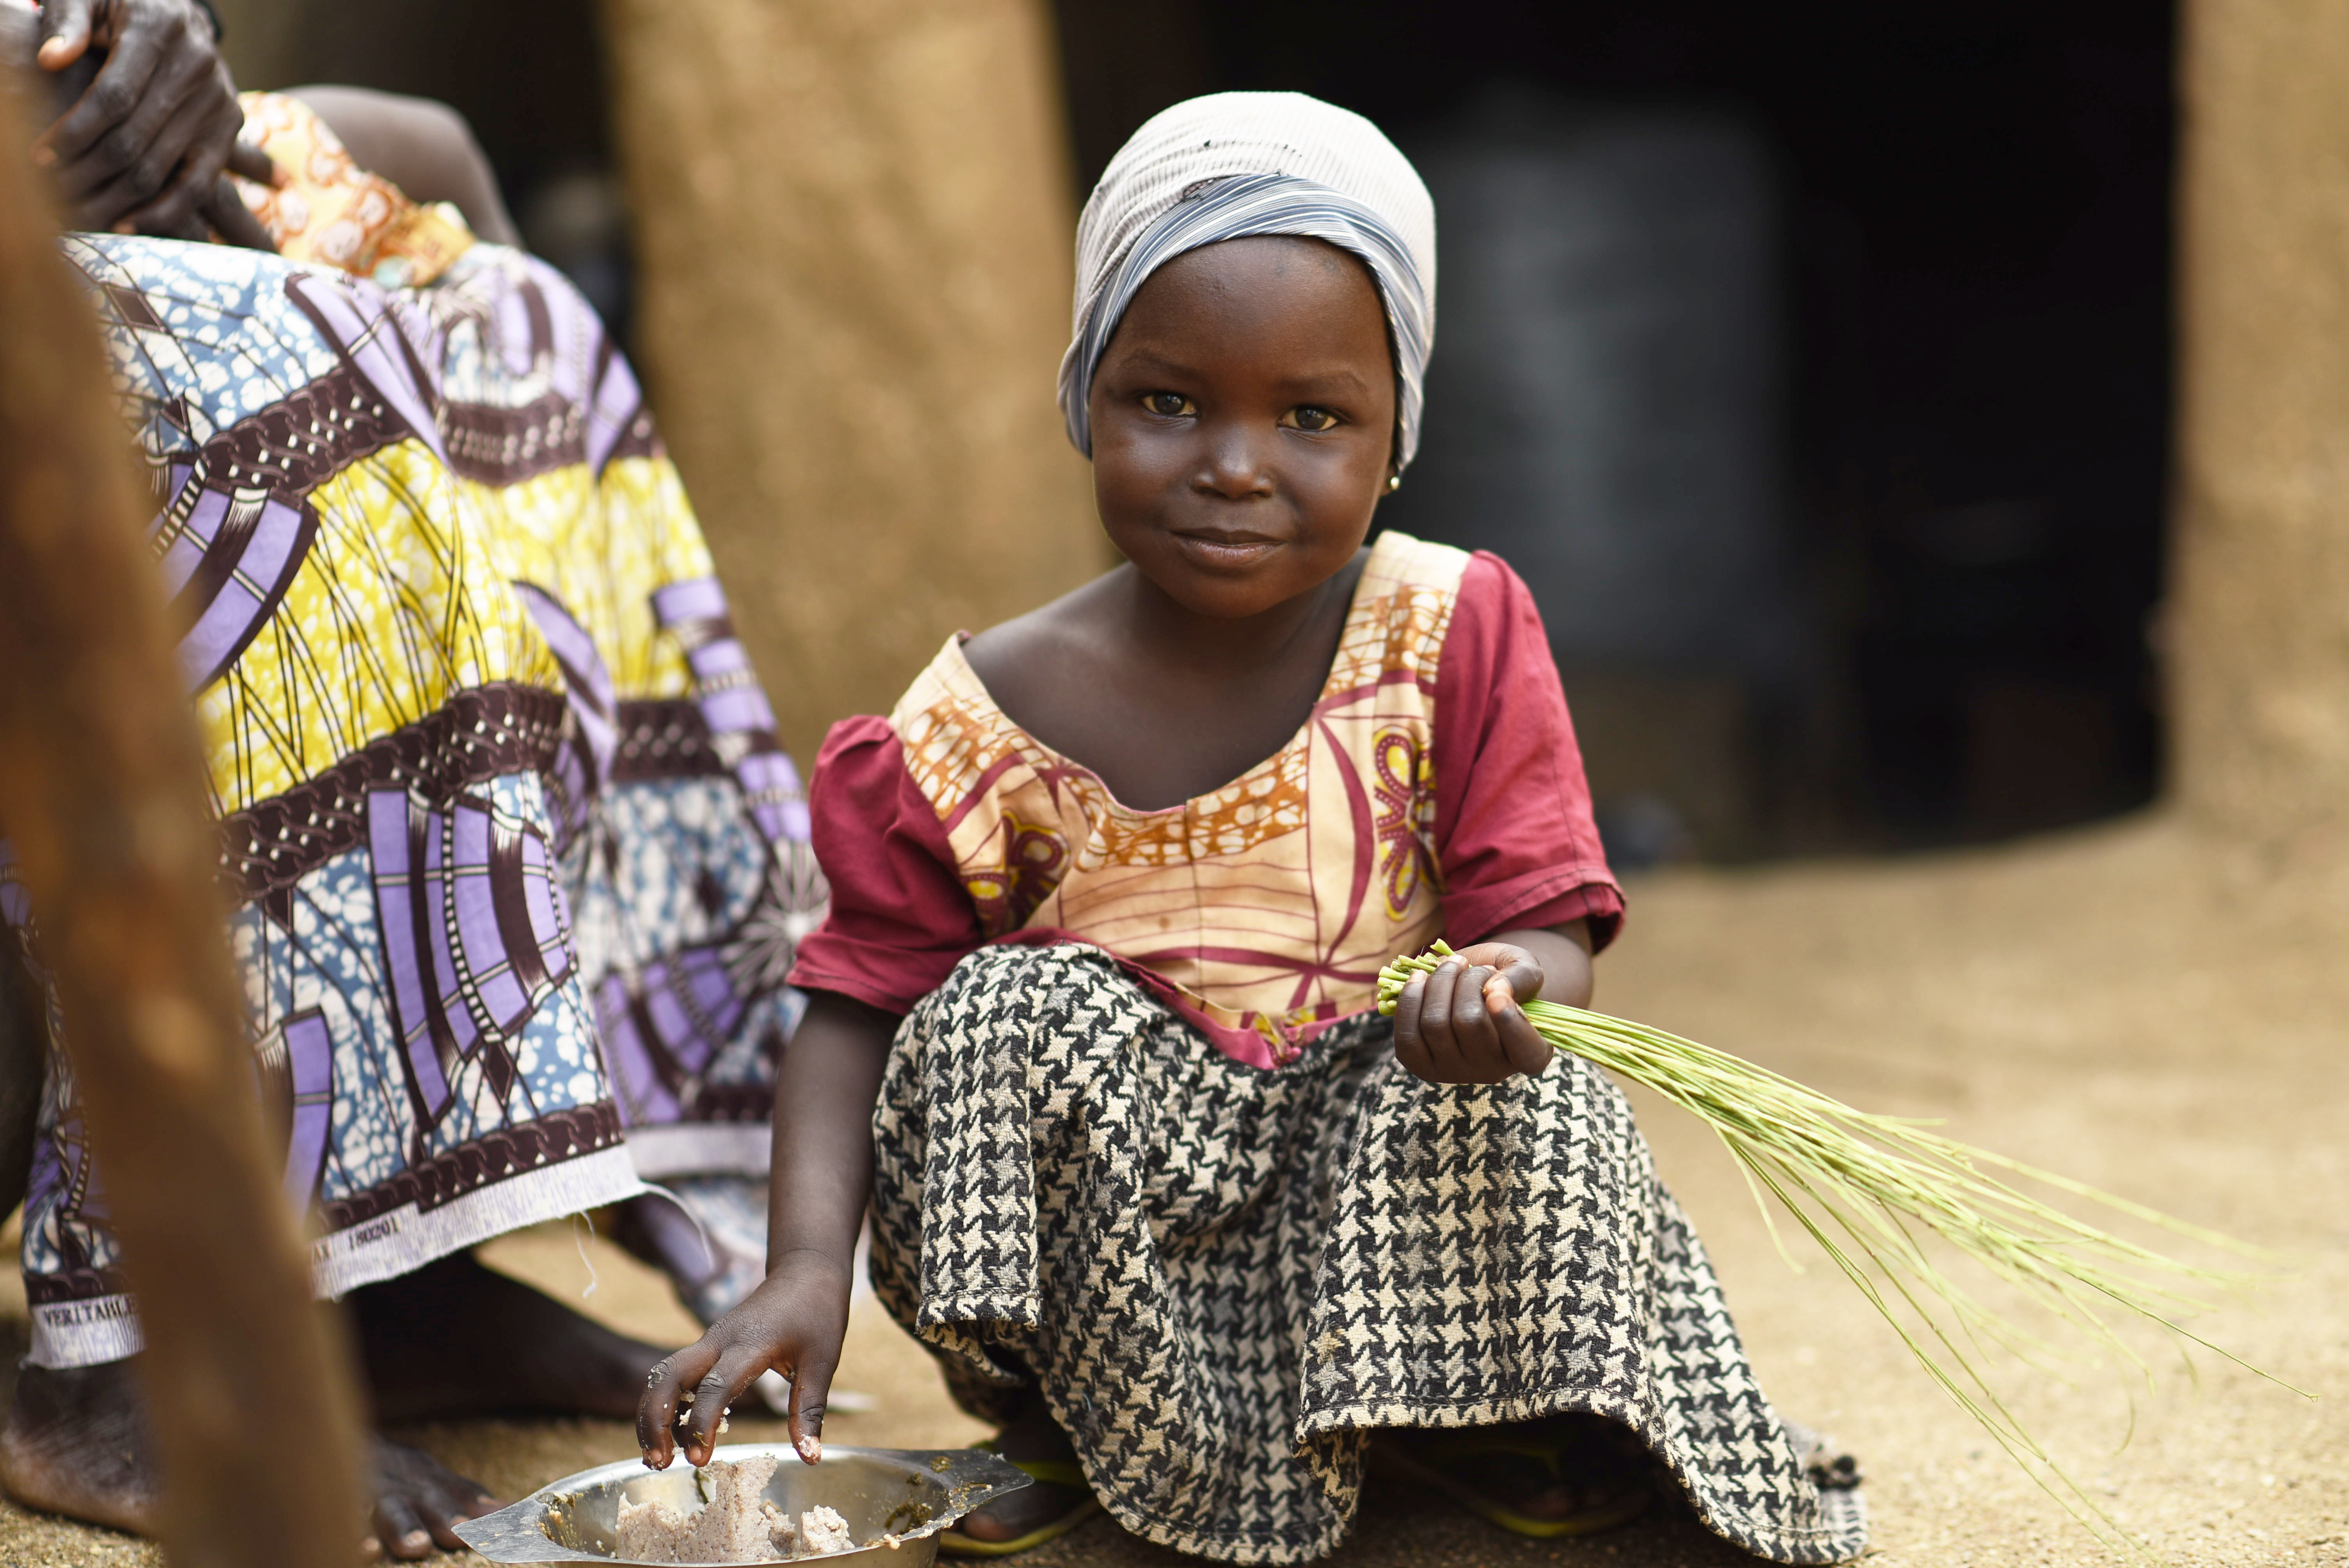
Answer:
0;1359;502;1560
951;1393;1092;1545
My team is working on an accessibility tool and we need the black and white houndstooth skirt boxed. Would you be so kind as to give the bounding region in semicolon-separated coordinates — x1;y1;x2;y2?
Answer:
867;944;1867;1564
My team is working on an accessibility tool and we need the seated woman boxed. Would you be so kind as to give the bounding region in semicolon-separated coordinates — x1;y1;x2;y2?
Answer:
0;6;821;1559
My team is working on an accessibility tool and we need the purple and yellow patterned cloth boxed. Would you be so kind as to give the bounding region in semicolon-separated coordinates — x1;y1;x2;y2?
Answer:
0;228;821;1367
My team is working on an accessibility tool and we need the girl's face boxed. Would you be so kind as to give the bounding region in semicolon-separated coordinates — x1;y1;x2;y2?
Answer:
1087;235;1397;620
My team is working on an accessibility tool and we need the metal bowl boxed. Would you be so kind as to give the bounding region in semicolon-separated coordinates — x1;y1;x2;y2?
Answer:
452;1445;1032;1565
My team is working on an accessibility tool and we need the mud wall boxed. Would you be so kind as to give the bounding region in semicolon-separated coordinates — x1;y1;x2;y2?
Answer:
2171;0;2349;839
598;0;1101;759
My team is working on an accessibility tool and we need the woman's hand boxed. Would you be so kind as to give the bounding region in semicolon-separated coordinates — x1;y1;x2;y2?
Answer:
638;1249;850;1472
1390;921;1594;1085
32;0;276;246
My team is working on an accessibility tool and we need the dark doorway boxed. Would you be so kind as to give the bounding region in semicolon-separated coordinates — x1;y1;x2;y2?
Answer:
223;0;632;344
1055;2;2174;861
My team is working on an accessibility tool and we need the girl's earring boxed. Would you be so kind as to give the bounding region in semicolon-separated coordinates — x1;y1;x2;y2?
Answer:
1386;474;1401;493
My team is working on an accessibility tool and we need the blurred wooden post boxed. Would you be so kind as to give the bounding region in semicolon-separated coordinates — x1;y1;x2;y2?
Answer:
598;0;1101;761
0;130;363;1565
2171;0;2349;841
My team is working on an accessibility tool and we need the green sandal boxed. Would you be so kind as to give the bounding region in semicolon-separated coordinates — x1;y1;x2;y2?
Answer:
938;1442;1101;1558
1370;1417;1652;1539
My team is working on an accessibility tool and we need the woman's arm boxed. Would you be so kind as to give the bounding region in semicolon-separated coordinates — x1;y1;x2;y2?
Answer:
5;0;273;245
1390;919;1592;1084
637;988;898;1468
285;85;520;245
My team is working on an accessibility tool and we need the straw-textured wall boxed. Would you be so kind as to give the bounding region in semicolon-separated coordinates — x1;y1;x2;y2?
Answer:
2171;0;2349;839
600;0;1102;762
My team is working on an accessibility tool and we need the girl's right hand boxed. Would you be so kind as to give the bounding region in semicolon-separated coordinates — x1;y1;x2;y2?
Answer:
637;1248;852;1471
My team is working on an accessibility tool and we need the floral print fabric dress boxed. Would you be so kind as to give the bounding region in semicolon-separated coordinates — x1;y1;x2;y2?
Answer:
792;533;1865;1563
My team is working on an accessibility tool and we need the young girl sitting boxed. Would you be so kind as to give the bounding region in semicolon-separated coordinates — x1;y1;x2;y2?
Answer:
638;93;1865;1566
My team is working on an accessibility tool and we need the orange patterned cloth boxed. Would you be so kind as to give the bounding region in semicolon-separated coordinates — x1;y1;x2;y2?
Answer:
895;531;1464;1063
793;532;1624;1069
231;91;476;286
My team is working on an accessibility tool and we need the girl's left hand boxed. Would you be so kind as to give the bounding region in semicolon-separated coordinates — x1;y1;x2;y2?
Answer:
1390;942;1554;1084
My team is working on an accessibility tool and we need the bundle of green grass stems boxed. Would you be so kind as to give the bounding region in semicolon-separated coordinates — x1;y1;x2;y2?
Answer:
1377;941;2295;1560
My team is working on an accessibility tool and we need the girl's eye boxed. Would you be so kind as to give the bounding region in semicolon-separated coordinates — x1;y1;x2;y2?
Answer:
1144;392;1195;417
1286;405;1340;432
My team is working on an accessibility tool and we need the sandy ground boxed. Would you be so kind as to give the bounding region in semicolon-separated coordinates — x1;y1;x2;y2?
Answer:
0;811;2344;1566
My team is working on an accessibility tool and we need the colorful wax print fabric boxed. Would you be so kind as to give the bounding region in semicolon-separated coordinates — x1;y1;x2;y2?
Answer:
2;233;822;1367
872;943;1867;1565
796;532;1622;1069
233;91;478;288
895;532;1462;1067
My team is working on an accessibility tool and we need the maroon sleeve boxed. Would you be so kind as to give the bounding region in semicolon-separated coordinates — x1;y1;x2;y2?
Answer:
786;715;987;1014
1429;551;1625;953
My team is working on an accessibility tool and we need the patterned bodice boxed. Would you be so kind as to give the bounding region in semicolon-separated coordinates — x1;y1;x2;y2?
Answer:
889;531;1471;1066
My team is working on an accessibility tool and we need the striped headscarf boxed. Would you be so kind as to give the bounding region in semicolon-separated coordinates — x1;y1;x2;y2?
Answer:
1057;92;1437;472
